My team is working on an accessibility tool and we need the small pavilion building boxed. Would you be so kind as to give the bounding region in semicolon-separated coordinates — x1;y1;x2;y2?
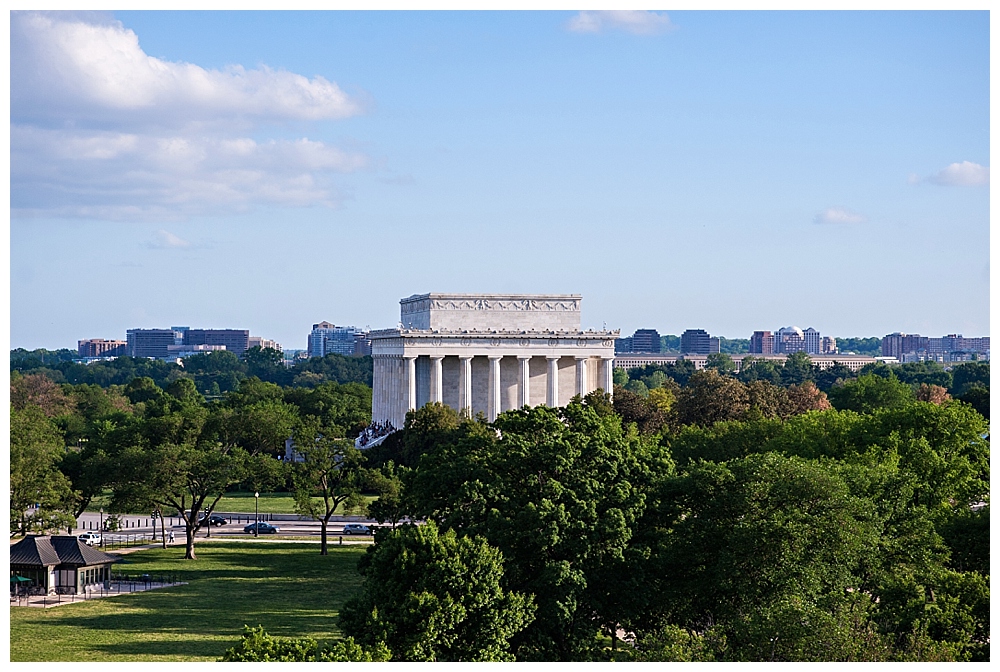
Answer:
10;536;121;595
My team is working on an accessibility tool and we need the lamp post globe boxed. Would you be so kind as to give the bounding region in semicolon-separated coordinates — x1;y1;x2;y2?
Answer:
99;508;104;546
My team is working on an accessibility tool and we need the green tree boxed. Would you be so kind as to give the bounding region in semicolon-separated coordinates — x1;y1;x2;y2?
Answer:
737;357;783;386
950;362;989;396
705;352;736;376
290;420;366;555
222;625;391;662
10;404;76;536
283;381;371;438
340;522;535;661
672;369;749;427
827;373;914;413
956;385;989;420
780;351;815;386
640;453;881;660
612;385;668;435
241;346;286;381
367;462;409;529
404;402;654;660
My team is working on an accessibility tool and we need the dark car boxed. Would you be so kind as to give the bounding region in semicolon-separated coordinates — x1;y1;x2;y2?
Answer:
244;522;279;534
200;514;228;526
342;523;371;535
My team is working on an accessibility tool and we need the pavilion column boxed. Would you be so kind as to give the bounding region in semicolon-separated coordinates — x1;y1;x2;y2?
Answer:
430;356;444;404
575;356;588;397
546;356;560;407
405;356;417;414
488;355;502;422
517;356;531;407
459;356;473;415
601;357;615;399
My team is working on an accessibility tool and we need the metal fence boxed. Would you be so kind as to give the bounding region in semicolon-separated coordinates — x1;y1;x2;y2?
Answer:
10;573;182;607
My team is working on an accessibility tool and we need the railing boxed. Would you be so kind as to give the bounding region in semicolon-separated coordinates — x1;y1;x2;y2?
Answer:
10;573;183;607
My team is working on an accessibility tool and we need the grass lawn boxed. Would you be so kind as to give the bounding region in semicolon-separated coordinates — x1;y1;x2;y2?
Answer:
10;542;368;662
86;491;376;515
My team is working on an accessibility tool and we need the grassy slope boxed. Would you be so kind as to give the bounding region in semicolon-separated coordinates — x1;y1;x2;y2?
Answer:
10;542;367;662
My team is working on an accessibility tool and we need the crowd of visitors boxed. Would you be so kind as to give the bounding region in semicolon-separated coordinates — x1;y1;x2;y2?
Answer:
355;420;397;448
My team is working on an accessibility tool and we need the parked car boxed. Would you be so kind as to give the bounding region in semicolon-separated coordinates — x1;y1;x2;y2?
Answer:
199;514;228;526
342;523;372;535
243;522;279;534
78;532;102;546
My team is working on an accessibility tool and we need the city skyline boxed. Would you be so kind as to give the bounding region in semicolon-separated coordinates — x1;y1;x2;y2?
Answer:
10;10;990;350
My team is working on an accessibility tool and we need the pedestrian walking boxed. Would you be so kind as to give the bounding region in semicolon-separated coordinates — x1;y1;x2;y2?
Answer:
169;530;175;543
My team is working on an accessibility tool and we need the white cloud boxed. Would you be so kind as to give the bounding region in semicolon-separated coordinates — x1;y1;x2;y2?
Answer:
10;12;370;219
927;161;990;187
149;230;191;249
813;207;866;224
567;11;674;35
11;12;362;125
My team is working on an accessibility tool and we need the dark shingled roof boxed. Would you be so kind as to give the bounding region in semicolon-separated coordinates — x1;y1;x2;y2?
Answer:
10;536;122;567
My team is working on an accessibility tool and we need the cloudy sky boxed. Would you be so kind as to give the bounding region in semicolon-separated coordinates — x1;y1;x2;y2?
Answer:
9;10;990;351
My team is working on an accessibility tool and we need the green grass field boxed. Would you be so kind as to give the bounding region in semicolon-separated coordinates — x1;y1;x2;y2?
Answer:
86;491;376;515
10;542;367;662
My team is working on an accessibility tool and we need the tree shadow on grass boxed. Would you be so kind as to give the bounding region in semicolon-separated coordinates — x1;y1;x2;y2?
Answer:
32;544;368;660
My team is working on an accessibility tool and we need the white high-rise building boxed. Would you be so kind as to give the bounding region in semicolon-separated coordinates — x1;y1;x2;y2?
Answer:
308;322;359;358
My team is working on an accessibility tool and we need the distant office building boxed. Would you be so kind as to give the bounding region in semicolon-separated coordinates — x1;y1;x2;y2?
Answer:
78;339;127;358
882;332;929;358
882;332;988;360
615;337;633;354
184;329;250;356
820;336;837;354
248;336;282;351
776;326;807;354
749;331;774;355
353;332;372;357
308;322;360;358
803;328;820;354
680;329;713;355
127;329;177;359
708;337;721;354
631;329;662;353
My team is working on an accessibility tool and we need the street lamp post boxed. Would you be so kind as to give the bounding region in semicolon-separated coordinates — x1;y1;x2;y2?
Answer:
254;492;259;538
99;508;104;547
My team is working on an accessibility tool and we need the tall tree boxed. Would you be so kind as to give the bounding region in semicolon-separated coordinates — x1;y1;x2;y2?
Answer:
113;440;249;559
290;420;366;555
672;369;749;427
404;402;654;660
10;404;76;537
340;522;535;661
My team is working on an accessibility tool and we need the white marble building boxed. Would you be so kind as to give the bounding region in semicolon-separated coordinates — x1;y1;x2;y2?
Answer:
369;293;618;427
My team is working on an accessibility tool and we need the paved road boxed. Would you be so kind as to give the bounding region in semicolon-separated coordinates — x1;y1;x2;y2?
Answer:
71;511;385;540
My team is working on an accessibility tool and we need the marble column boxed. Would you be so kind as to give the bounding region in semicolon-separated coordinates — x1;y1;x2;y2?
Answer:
459;356;473;415
575;356;588;397
517;356;531;407
488;355;502;422
405;356;417;414
546;356;560;407
430;356;444;404
376;356;384;422
601;357;615;399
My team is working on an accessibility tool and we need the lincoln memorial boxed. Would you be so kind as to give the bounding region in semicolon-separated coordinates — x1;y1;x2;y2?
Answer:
369;293;619;427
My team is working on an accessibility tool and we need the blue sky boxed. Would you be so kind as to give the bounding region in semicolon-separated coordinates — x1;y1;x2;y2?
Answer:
9;10;990;351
